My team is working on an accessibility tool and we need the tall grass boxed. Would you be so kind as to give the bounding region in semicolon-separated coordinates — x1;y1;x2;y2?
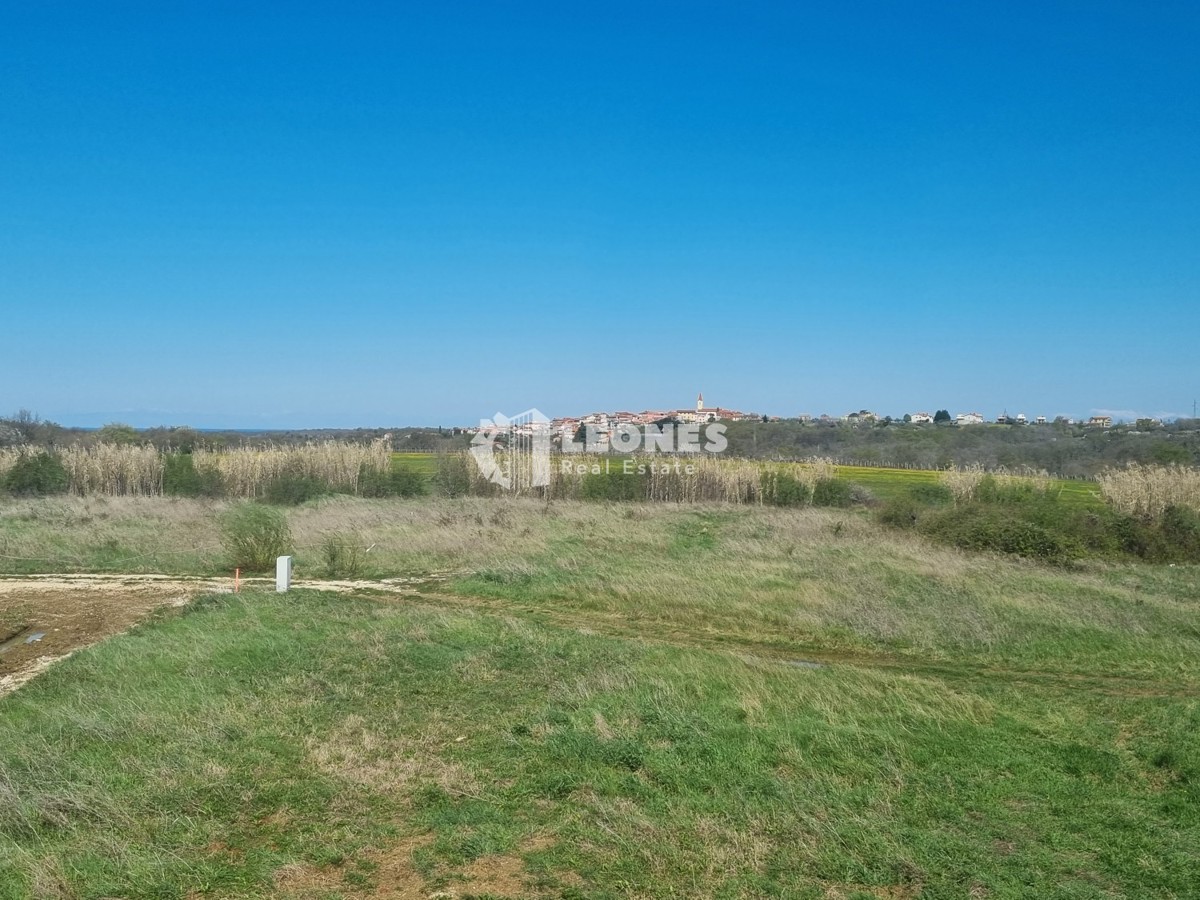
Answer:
1096;463;1200;517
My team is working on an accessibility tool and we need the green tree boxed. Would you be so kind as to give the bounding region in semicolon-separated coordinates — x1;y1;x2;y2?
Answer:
1152;443;1192;465
934;410;952;424
96;422;139;444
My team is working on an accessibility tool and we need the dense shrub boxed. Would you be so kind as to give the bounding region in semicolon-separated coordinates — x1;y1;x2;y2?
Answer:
219;503;292;571
908;482;953;506
762;472;811;507
580;469;646;501
358;464;427;498
1159;505;1200;557
1119;505;1200;563
878;497;922;529
877;482;952;529
263;472;331;506
163;453;223;497
812;478;854;508
919;505;1081;564
872;473;1200;564
4;452;69;496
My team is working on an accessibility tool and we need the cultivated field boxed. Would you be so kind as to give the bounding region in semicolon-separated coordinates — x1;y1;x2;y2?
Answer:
832;464;1101;506
1;496;1198;898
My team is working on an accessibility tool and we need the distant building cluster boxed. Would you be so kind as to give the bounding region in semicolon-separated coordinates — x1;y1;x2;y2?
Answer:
464;395;1148;440
547;393;764;450
796;411;1130;428
463;394;766;448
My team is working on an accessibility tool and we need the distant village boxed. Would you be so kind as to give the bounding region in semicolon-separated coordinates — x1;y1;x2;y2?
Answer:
465;394;1132;446
824;410;1120;428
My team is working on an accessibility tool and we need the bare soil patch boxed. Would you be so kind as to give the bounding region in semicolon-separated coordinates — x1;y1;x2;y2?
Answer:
0;575;235;696
0;574;436;697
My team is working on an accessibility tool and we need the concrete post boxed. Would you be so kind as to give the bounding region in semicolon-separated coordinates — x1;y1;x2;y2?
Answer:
276;555;293;593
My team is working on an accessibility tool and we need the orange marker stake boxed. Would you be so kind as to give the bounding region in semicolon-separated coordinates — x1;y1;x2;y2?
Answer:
234;568;240;593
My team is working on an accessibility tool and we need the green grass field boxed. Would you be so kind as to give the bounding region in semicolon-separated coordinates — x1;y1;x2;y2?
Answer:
1;498;1198;897
391;452;440;478
393;452;1105;508
834;464;1102;506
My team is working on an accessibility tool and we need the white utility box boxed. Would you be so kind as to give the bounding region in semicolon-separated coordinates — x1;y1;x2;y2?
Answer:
276;555;293;593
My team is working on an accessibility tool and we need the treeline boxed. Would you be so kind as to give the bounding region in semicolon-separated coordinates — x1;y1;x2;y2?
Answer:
5;410;1197;477
0;411;470;454
721;418;1200;477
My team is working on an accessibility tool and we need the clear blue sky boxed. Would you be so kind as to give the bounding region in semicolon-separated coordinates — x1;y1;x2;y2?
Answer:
2;2;1197;427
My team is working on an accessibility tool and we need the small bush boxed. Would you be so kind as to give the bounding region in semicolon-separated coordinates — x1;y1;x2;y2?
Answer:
219;503;292;571
434;455;473;498
812;478;854;508
763;472;811;507
321;532;366;578
264;472;331;506
163;453;223;498
878;497;922;529
4;452;69;496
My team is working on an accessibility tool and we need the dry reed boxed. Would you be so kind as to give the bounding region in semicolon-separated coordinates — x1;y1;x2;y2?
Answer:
0;448;22;483
193;439;391;498
1096;463;1200;518
485;452;841;503
940;464;1051;503
60;444;164;496
0;440;391;499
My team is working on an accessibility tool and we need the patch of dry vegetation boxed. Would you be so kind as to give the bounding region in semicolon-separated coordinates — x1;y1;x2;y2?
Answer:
1096;462;1200;517
940;464;1052;502
306;714;481;798
450;450;841;503
2;440;391;499
194;439;390;498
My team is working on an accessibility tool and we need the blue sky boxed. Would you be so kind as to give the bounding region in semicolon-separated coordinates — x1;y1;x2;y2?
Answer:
2;2;1197;427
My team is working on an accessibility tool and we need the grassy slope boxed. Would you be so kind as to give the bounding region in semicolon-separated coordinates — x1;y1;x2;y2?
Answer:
0;499;1199;897
2;588;1199;899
